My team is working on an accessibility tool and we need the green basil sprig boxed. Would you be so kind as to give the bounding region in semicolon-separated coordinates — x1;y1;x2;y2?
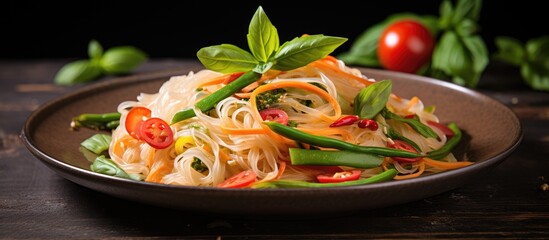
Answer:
54;39;148;85
353;79;392;119
172;6;347;124
493;36;549;91
91;155;141;181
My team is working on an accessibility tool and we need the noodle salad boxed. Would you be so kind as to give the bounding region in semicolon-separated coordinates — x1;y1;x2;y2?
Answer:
74;6;473;188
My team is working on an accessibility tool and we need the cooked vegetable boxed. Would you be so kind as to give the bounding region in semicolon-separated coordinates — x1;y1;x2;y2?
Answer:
80;134;112;155
71;112;121;131
289;148;383;168
91;156;141;181
252;169;398;188
427;123;462;159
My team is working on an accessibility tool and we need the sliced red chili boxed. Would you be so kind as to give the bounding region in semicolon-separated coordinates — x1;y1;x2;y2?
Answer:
330;115;359;127
357;119;378;131
217;170;257;188
427;121;455;138
317;170;362;183
259;108;289;125
388;140;422;163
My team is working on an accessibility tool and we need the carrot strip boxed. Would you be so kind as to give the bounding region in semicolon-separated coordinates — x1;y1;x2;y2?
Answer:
310;56;375;87
145;156;173;183
199;72;245;88
274;161;287;180
423;158;473;169
394;161;425;180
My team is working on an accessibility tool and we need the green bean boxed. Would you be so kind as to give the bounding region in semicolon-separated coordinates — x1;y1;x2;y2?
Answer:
382;109;438;139
263;122;424;158
289;148;383;168
427;123;462;160
171;70;262;124
71;112;121;130
252;169;398;188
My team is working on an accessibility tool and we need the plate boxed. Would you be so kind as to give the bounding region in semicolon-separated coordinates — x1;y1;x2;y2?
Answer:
21;65;522;216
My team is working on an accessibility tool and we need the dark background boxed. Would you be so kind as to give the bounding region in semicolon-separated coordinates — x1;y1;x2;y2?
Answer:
1;1;546;60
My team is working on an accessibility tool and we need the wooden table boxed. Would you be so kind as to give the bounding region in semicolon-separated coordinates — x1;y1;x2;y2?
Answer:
1;59;548;239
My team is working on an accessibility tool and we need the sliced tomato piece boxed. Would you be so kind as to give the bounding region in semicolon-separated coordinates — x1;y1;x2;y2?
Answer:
259;108;289;125
125;106;151;139
388;140;422;163
317;169;362;183
217;170;257;188
427;121;455;138
138;117;174;149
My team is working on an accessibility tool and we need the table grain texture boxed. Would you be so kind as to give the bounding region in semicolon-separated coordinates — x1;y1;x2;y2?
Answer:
1;59;548;239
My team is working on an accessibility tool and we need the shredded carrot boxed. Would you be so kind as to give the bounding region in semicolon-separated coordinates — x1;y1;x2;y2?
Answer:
220;126;268;135
310;56;375;87
423;158;474;169
382;157;392;171
203;144;232;163
406;96;420;110
234;92;252;99
145;156;173;183
274;161;287;180
394;161;425;180
198;72;245;88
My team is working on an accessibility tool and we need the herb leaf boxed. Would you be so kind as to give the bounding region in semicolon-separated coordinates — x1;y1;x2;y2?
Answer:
197;44;258;73
91;155;141;181
272;34;347;71
88;39;103;60
54;59;103;85
354;80;392;119
382;109;439;139
247;6;279;63
80;133;112;155
493;37;525;66
100;46;148;74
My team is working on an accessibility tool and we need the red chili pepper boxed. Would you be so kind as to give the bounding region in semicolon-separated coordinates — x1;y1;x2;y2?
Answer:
329;115;359;127
358;119;378;131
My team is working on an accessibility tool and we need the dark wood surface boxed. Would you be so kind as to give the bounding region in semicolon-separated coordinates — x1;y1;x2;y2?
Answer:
1;59;548;239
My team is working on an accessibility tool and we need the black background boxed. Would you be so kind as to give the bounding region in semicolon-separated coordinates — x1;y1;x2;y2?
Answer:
2;1;546;59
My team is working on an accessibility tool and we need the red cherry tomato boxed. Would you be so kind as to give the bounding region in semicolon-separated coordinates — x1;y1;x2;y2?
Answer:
377;19;435;73
138;117;174;149
427;121;455;139
316;170;362;183
217;170;257;188
259;108;289;125
388;140;422;163
125;106;152;139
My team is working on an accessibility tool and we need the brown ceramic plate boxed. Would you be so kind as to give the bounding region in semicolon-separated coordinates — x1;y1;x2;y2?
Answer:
21;66;522;216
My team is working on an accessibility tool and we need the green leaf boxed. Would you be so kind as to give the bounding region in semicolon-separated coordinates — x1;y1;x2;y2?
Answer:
526;36;549;63
247;6;279;63
197;44;258;73
353;80;392;119
382;109;439;139
493;36;525;66
54;59;103;85
100;46;148;74
455;18;478;37
272;34;347;71
521;62;549;91
451;0;482;25
80;133;112;155
91;156;141;181
438;0;454;30
462;35;488;87
88;39;103;60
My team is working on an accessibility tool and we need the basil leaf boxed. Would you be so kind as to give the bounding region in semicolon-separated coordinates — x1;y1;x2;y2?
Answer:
247;6;279;63
451;0;482;25
272;34;347;71
100;46;148;74
438;0;454;30
521;62;549;91
88;39;103;60
353;80;392;119
455;18;478;37
493;37;525;66
80;133;112;155
91;155;141;181
197;44;258;73
432;31;480;87
383;109;439;139
526;36;549;63
462;35;488;87
54;59;103;85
